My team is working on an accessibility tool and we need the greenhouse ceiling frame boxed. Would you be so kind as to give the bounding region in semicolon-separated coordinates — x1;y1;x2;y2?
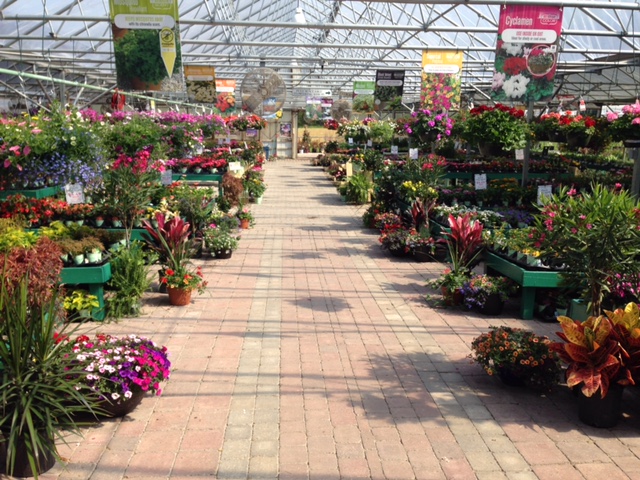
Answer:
0;0;637;111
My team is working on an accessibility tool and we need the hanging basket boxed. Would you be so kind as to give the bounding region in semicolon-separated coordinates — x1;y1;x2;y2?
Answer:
167;287;192;306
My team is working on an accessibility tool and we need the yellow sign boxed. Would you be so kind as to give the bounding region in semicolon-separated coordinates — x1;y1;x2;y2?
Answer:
159;27;176;78
421;50;463;110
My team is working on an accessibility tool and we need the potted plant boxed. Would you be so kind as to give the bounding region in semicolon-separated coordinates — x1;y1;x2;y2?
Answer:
82;237;104;264
606;101;640;146
378;225;412;257
64;333;171;417
63;289;100;321
0;277;98;478
203;223;240;259
236;206;254;229
399;108;454;150
161;265;208;306
460;274;516;315
428;267;472;305
530;184;640;316
460;104;529;157
550;313;625;427
470;326;561;391
344;172;373;205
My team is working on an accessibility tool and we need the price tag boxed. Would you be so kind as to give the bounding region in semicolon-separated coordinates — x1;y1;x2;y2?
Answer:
579;98;586;112
391;145;399;155
515;149;525;160
537;185;553;204
161;169;173;186
246;129;257;137
367;140;373;147
474;174;487;190
225;137;231;144
409;148;419;160
217;137;223;145
65;183;85;205
348;137;354;144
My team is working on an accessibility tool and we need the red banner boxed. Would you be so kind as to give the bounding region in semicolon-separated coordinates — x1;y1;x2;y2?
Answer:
491;5;563;103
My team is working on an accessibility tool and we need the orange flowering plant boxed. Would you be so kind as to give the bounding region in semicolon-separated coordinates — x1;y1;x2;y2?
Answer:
470;326;561;391
161;265;207;294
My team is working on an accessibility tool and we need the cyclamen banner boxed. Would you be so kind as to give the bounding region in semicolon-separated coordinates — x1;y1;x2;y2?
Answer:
491;5;563;103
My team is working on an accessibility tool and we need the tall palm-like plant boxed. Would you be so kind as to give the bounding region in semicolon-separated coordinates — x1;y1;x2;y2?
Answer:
444;213;484;273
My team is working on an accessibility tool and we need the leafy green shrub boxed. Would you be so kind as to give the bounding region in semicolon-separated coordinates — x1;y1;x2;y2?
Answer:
106;242;152;319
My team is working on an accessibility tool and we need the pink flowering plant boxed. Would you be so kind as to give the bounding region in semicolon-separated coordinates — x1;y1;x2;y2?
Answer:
530;183;640;315
400;108;454;149
67;333;171;403
606;101;640;141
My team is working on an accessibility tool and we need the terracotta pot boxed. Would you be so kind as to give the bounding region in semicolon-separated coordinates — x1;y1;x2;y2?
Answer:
167;287;192;306
240;219;250;229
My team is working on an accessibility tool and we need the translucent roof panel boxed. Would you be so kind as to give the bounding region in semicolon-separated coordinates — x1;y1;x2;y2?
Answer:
0;0;637;110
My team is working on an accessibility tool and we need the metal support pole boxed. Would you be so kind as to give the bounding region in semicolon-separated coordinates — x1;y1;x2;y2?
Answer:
628;142;640;197
521;99;534;187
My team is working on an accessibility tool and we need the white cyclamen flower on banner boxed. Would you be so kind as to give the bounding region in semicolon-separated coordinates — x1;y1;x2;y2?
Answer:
503;74;530;98
492;72;506;91
503;43;523;56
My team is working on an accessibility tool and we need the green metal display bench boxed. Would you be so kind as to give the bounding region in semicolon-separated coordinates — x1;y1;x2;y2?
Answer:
483;251;562;320
0;185;61;200
171;173;224;197
60;262;112;321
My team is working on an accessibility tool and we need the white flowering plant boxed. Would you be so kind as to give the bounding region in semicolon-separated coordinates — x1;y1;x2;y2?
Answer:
65;333;171;403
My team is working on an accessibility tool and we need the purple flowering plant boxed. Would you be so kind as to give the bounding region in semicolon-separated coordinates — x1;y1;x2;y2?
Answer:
67;333;171;402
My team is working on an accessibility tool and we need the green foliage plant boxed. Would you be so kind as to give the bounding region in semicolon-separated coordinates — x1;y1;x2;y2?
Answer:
461;104;529;153
0;276;98;478
345;173;373;204
106;241;152;319
530;184;640;315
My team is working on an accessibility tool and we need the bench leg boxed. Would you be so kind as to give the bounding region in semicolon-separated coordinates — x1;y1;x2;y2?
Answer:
520;287;536;320
87;284;106;321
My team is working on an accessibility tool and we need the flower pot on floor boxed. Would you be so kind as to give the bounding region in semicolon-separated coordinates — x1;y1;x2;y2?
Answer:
96;389;146;418
167;287;192;306
576;384;624;428
240;219;250;229
0;431;56;478
442;287;463;306
214;250;233;259
478;293;505;316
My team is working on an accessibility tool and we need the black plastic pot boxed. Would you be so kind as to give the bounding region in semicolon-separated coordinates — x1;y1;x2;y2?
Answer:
576;384;624;428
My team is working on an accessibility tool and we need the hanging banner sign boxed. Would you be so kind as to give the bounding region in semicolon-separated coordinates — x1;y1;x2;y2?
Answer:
491;5;564;103
352;80;375;113
215;79;237;114
185;65;216;103
421;51;463;110
109;0;181;91
374;70;405;111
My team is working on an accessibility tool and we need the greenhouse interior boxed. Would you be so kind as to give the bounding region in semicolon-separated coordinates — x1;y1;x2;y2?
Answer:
1;0;640;479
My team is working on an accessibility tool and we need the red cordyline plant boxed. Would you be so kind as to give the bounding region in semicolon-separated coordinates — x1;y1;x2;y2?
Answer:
141;212;194;270
445;213;484;273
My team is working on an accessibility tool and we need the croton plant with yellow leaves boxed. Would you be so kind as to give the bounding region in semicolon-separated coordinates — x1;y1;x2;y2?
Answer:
551;302;640;398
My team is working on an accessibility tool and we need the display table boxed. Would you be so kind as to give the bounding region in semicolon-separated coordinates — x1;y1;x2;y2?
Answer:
483;251;561;319
171;173;224;197
60;262;112;321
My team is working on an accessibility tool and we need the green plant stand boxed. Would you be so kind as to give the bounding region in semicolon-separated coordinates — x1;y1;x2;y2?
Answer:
483;251;562;320
60;263;112;321
0;185;61;200
171;173;224;197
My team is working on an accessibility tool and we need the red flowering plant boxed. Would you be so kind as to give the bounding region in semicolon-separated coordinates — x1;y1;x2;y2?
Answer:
226;114;266;132
65;333;171;404
161;265;207;294
533;112;564;142
0;194;67;227
324;119;339;130
460;104;529;154
558;112;597;137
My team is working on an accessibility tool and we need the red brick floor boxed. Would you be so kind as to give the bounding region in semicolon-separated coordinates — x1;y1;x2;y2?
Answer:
40;156;640;480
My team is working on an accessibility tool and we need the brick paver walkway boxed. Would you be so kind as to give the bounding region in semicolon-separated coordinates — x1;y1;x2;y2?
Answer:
41;157;640;480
